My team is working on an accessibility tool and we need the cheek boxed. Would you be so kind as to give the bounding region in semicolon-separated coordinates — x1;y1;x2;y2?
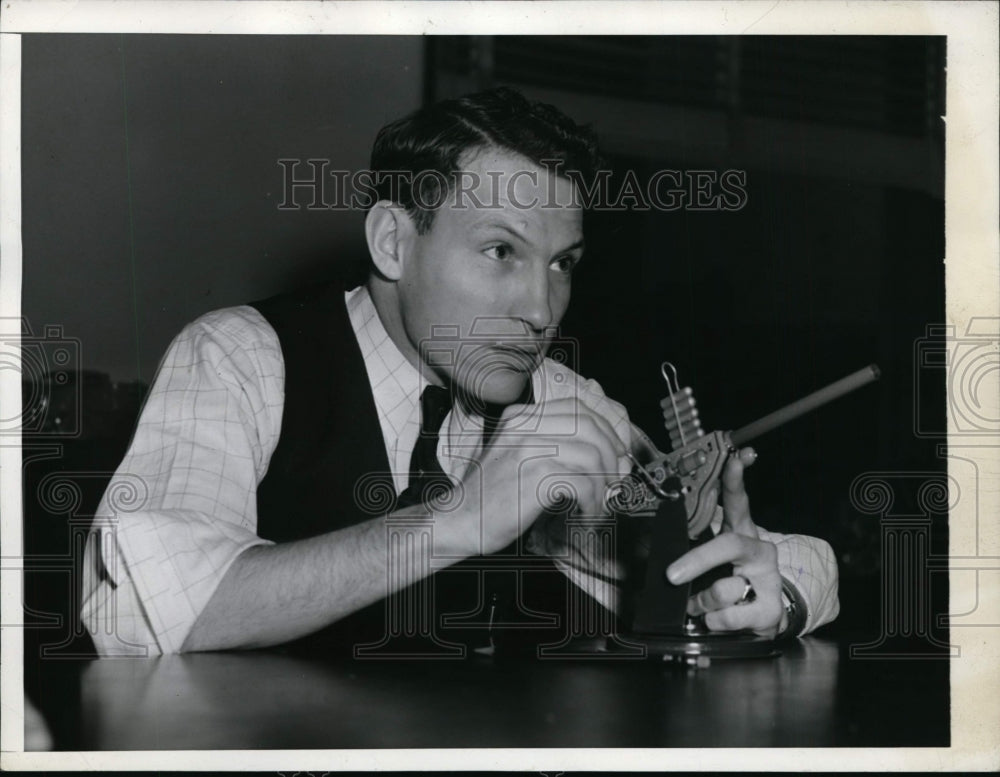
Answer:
550;280;572;321
402;257;488;331
424;257;504;314
413;247;479;295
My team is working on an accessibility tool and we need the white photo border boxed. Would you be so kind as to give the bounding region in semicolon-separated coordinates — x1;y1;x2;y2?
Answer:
1;0;997;771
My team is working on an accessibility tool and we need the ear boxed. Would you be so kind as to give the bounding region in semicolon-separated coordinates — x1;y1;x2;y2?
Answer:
365;201;413;282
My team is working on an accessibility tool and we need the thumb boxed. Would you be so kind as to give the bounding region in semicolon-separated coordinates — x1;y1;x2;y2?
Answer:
722;447;757;536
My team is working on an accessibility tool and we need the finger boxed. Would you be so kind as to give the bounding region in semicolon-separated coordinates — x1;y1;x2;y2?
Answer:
738;446;757;468
537;451;627;517
575;398;629;454
526;398;628;463
666;532;752;584
502;396;611;419
703;600;782;636
495;407;586;439
583;418;629;479
568;469;626;519
572;401;633;480
498;400;581;430
501;399;631;498
721;449;746;494
721;449;756;535
549;429;621;488
688;576;754;616
722;446;757;484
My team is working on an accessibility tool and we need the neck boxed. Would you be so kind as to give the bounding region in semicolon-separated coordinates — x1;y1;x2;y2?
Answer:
366;274;444;387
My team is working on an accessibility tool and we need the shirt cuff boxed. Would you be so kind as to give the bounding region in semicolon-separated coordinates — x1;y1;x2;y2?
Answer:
105;510;271;654
758;526;840;636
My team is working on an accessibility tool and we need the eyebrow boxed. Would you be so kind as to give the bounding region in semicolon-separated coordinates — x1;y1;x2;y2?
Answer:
472;220;529;242
473;220;585;255
558;238;586;255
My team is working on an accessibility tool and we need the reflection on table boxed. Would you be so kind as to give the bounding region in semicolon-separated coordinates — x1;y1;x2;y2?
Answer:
53;635;947;750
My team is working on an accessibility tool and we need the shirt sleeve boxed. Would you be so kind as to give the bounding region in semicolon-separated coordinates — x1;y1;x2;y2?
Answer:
81;306;285;655
756;526;840;636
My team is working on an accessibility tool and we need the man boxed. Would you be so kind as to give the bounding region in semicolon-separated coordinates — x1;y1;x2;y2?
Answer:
82;87;838;656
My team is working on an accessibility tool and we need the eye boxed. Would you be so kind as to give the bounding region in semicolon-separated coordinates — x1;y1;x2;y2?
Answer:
484;243;513;262
551;254;580;275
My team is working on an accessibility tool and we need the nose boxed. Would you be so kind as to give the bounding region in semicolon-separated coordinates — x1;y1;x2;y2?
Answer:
516;264;554;334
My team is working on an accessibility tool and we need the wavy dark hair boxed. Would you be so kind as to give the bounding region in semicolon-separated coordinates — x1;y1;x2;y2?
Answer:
369;87;604;233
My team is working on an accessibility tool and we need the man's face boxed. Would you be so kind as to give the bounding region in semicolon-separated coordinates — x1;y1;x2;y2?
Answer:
396;147;584;407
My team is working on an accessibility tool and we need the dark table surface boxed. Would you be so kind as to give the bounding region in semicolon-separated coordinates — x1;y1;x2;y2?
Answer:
29;630;950;750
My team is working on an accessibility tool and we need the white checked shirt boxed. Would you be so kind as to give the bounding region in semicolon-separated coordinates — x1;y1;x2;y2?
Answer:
81;286;839;655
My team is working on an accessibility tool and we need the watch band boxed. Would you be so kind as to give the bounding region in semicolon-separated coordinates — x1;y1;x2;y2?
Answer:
778;578;808;638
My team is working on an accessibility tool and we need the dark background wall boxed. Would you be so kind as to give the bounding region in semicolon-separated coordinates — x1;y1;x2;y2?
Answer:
427;36;947;613
23;35;423;384
21;36;947;687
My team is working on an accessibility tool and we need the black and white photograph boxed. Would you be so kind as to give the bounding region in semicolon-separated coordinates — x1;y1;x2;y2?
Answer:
1;1;997;771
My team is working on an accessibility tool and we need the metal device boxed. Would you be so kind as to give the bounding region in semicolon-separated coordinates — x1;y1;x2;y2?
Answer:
611;363;882;532
611;363;881;665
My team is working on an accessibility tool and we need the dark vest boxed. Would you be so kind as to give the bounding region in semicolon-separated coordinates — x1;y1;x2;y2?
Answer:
253;282;393;544
251;283;573;657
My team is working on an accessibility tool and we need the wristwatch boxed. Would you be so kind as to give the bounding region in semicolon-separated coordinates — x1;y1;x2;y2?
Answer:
778;579;808;638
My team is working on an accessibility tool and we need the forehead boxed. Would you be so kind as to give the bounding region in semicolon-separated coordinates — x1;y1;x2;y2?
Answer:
448;147;583;218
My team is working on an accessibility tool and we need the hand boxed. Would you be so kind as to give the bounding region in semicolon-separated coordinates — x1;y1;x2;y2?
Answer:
665;447;787;637
449;397;632;558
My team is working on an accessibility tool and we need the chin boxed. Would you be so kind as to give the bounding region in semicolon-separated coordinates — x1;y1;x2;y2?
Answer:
453;366;533;412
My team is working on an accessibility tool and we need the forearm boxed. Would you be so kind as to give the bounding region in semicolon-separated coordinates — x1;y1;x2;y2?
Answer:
181;507;467;652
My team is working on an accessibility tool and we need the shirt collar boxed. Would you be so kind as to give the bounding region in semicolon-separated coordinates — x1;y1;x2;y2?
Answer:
346;284;552;482
345;285;427;446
